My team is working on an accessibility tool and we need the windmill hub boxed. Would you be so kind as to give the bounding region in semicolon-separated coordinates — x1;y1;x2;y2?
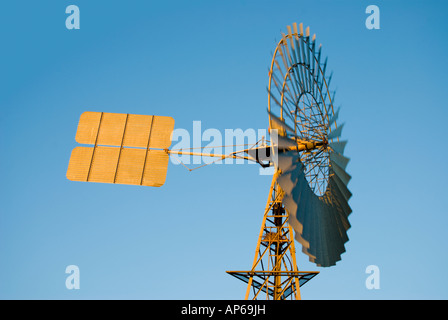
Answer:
282;137;327;153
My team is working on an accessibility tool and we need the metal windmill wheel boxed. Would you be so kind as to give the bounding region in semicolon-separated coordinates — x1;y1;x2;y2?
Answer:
267;22;352;268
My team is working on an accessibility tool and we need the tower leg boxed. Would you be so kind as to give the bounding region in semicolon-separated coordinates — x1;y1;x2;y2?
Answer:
227;174;318;300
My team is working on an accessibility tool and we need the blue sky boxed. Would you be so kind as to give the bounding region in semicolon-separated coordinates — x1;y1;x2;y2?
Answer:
1;0;448;299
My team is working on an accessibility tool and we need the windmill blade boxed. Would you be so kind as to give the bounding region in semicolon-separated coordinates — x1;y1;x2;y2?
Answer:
326;72;334;93
276;135;298;149
295;182;314;253
275;153;299;173
325;194;349;254
305;196;319;264
316;205;336;267
277;155;309;247
276;157;315;253
286;25;294;48
280;31;301;99
331;90;337;105
245;146;272;163
299;31;310;92
310;34;317;95
321;56;328;83
315;44;322;77
327;123;344;140
329;140;347;154
268;110;296;135
330;171;352;203
328;177;352;227
299;23;304;36
284;195;309;249
331;160;352;186
292;25;309;95
277;41;292;81
313;196;329;266
322;200;342;266
298;184;316;260
275;161;334;267
270;68;293;101
315;194;340;267
327;106;339;128
292;22;301;63
267;86;289;117
311;187;349;267
313;44;323;104
275;149;352;267
326;178;351;240
277;158;312;252
273;58;297;102
311;34;316;71
307;187;325;265
292;22;299;36
305;27;312;86
294;38;307;92
326;180;352;229
267;84;294;125
329;151;350;170
277;170;296;195
284;28;304;99
281;32;294;68
316;56;328;95
284;184;311;250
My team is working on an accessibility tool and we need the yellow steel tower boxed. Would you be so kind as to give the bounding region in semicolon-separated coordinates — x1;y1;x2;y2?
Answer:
227;172;318;300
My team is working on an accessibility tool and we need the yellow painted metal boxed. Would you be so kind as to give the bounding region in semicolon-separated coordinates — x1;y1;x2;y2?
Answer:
66;146;94;182
67;111;174;187
75;111;102;145
289;138;326;152
74;111;174;149
227;172;319;300
148;115;175;149
167;150;250;161
114;148;147;185
122;114;153;148
67;147;169;187
96;112;128;147
244;174;279;299
88;146;121;183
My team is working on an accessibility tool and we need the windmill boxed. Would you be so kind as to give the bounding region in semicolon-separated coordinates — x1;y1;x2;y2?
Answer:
66;22;352;300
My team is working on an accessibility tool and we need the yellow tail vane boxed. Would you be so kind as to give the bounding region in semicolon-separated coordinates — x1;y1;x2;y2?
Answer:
67;111;174;187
